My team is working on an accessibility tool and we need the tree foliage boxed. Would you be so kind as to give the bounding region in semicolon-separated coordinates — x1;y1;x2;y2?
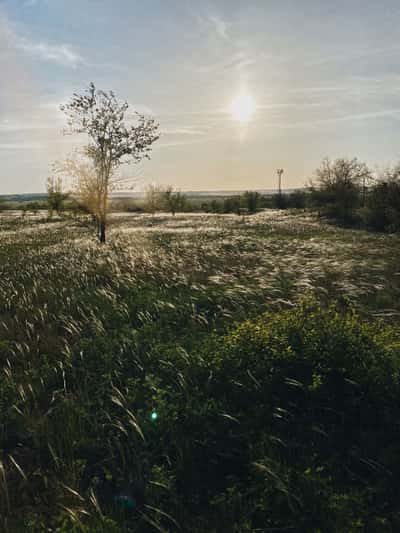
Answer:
162;186;186;215
144;184;165;215
54;157;104;230
243;191;260;213
365;165;400;232
61;83;159;242
310;157;372;222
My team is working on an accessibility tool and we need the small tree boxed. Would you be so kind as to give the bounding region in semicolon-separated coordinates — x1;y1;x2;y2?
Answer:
61;83;159;242
243;191;260;214
309;157;371;223
144;184;164;216
54;157;102;232
162;186;186;216
47;175;68;218
223;196;241;214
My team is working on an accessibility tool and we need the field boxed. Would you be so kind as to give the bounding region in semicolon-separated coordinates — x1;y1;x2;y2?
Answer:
1;211;400;532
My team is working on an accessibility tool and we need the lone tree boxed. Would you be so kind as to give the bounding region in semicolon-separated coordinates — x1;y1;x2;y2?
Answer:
61;83;159;242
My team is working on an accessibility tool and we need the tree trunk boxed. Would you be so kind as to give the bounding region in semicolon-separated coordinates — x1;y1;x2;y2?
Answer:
95;216;100;237
99;220;106;243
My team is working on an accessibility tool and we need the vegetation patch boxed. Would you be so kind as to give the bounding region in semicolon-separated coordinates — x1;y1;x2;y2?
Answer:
0;213;399;531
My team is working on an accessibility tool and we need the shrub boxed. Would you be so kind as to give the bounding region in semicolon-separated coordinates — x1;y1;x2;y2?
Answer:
242;191;260;214
309;157;371;225
364;177;400;232
287;190;308;209
182;301;400;531
98;301;400;531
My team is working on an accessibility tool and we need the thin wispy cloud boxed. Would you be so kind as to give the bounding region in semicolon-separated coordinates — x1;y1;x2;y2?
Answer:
163;127;206;136
335;109;400;122
196;13;232;42
286;79;398;103
14;37;84;67
0;10;84;68
306;45;400;67
189;51;256;74
157;138;209;149
257;102;325;111
272;109;400;130
208;15;230;41
0;141;44;150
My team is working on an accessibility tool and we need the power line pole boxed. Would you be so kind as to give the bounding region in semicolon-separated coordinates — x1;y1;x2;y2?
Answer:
277;168;284;197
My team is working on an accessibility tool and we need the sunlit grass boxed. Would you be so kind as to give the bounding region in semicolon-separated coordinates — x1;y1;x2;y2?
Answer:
0;210;399;530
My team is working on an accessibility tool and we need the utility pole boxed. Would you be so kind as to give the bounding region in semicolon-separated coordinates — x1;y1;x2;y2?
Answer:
277;168;284;198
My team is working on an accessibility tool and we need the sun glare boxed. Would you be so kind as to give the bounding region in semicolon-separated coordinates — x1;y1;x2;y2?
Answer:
230;93;256;122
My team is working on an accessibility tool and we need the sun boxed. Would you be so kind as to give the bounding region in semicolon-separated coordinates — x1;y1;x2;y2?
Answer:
230;93;256;122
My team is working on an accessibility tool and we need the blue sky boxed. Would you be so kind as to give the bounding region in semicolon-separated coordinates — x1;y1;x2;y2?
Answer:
2;0;400;193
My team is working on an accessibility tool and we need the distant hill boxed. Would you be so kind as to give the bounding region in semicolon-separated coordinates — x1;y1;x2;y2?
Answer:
0;188;305;203
0;193;48;203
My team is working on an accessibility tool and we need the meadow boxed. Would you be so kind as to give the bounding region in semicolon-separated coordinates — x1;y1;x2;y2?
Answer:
1;210;400;532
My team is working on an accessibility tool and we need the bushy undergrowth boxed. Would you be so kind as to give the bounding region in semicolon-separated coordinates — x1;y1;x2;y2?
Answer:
198;303;400;531
0;213;399;532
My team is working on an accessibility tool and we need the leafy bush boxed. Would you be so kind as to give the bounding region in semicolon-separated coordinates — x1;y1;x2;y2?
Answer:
286;190;308;209
100;301;399;532
364;177;400;232
164;301;400;531
309;157;370;226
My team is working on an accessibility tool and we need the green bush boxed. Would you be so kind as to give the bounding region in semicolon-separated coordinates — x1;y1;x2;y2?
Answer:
364;179;400;232
111;301;400;531
193;301;400;531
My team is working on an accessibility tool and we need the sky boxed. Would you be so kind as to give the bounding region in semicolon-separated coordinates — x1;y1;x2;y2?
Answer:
2;0;400;193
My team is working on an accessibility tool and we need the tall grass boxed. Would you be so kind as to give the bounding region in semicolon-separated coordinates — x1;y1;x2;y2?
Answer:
0;211;399;531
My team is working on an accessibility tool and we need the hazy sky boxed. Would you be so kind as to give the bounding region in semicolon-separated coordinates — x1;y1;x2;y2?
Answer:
2;0;400;193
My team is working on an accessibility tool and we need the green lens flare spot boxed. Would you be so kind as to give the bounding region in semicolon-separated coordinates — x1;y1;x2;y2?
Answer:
151;411;158;421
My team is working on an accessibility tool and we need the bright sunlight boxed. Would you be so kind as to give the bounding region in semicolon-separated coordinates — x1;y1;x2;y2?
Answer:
230;93;256;122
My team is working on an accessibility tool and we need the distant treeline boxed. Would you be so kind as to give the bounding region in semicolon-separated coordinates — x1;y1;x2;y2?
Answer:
308;157;400;232
1;156;399;232
0;189;306;215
